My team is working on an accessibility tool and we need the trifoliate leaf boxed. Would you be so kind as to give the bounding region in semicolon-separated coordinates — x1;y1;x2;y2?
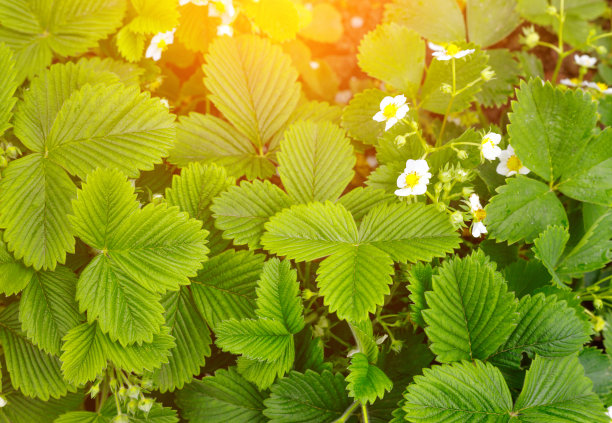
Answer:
508;79;597;183
337;187;395;222
256;259;304;335
176;367;266;423
0;0;126;81
488;293;591;368
151;287;212;392
421;46;489;114
168;113;275;180
0;154;76;270
346;353;392;405
215;318;292;362
403;360;512;422
71;168;208;345
211;180;294;249
20;266;81;355
0;43;18;136
514;354;607;422
128;0;178;34
278;120;354;204
0;235;34;295
191;249;265;330
264;370;351;423
75;56;144;86
60;322;107;385
533;225;569;285
357;24;425;95
467;0;521;48
0;303;70;400
383;0;465;42
237;353;295;391
203;35;300;148
485;176;568;244
423;254;518;362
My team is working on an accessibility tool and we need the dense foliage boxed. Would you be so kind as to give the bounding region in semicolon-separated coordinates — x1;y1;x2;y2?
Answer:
0;0;611;422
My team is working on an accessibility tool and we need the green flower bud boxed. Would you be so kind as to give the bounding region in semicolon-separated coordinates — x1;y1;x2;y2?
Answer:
138;398;154;414
0;395;7;407
394;135;406;148
440;83;452;94
127;399;138;414
5;146;18;159
481;66;495;81
435;202;446;212
456;150;468;160
594;298;603;309
112;415;129;423
118;386;127;401
0;156;7;169
546;5;557;15
438;170;452;183
596;45;608;55
126;385;140;399
88;382;100;398
461;186;474;197
450;211;464;226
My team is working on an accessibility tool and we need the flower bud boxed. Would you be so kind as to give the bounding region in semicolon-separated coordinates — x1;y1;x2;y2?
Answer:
151;193;164;205
118;386;127;401
127;385;140;399
546;5;557;15
442;182;451;192
435;202;446;212
394;135;406;148
441;83;453;94
109;377;118;391
521;26;540;49
596;45;608;55
140;378;153;390
138;398;154;414
456;150;468;160
450;211;464;226
112;415;129;423
481;66;495;81
594;298;604;309
0;156;7;169
89;382;100;398
127;399;138;414
434;182;443;193
302;288;316;300
438;170;452;183
461;186;474;197
5;146;18;159
593;315;606;332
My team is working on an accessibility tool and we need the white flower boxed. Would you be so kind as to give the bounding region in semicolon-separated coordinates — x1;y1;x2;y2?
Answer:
584;81;612;94
574;54;597;68
373;95;409;131
180;0;208;5
217;24;233;37
350;16;364;28
209;0;235;25
606;405;612;420
481;132;502;161
0;395;6;408
428;42;475;61
560;78;581;87
496;145;530;176
469;194;487;237
395;159;431;196
145;29;175;61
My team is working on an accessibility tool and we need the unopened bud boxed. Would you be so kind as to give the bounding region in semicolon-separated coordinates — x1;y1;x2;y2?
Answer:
0;156;7;168
434;182;443;193
546;5;557;15
138;398;154;414
302;288;316;300
112;415;129;423
596;45;608;55
441;83;453;94
118;386;127;401
594;298;604;309
439;171;452;183
521;26;540;49
5;146;17;159
461;186;474;197
481;66;495;81
435;202;446;212
127;399;138;414
450;211;464;226
456;150;468;160
127;385;140;399
89;382;100;398
151;193;164;205
140;378;153;390
442;182;452;192
593;315;606;332
394;135;406;147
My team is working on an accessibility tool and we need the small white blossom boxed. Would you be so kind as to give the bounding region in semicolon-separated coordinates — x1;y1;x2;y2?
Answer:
209;0;235;25
395;159;431;197
481;132;502;161
496;145;530;176
606;405;612;420
584;81;612;94
0;396;6;408
428;42;475;61
350;16;364;28
373;95;409;131
469;194;487;238
145;29;175;61
574;54;597;68
216;24;233;37
560;78;581;87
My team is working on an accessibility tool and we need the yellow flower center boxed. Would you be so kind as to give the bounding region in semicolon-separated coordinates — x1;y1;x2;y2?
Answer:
570;78;579;85
446;44;461;56
597;82;609;91
481;137;493;147
157;39;168;51
507;155;522;172
404;172;420;188
383;103;398;119
473;209;486;222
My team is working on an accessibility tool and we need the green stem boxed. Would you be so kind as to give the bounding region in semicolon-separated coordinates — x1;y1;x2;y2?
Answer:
361;403;370;423
333;401;360;423
97;373;110;412
437;58;456;146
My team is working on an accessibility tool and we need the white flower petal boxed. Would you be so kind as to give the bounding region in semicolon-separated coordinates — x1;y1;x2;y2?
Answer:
469;194;481;211
393;94;407;107
379;96;394;110
485;132;501;145
412;183;428;195
396;173;407;188
412;159;430;175
454;49;474;59
396;104;409;119
560;78;577;87
434;54;452;61
428;42;445;52
482;143;501;161
395;188;414;196
519;166;531;175
496;162;510;176
385;117;398;131
472;221;487;237
373;111;386;122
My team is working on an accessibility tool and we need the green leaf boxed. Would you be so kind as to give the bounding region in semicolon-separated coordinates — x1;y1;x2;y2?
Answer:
165;162;234;254
151;287;212;392
421;46;489;114
485;176;568;244
0;154;76;270
502;260;551;298
20;266;81;355
475;49;521;107
168;113;275;180
346;353;392;405
556;128;612;206
513;354;607;422
488;293;591;368
278;120;354;204
0;383;83;423
337;187;395;222
176;367;266;423
357;23;425;94
383;0;465;42
76;56;144;86
60;322;106;385
0;0;126;81
191;249;265;330
256;259;304;334
467;0;520;48
264;370;351;423
71;168;208;344
403;360;512;422
423;254;518;362
215;318;292;362
211;180;294;249
0;43;18;136
508;79;597;183
203;35;300;148
340;88;388;145
533;226;569;285
406;263;433;328
318;243;394;322
237;353;295;390
0;235;34;295
127;0;179;34
0;303;70;400
579;347;612;401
